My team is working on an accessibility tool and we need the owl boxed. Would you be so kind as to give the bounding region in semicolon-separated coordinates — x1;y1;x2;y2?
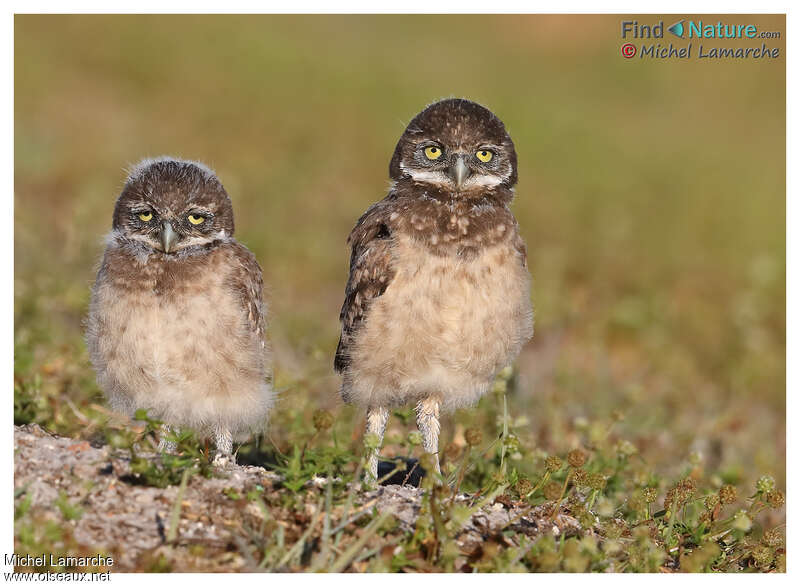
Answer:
86;157;273;462
335;99;534;484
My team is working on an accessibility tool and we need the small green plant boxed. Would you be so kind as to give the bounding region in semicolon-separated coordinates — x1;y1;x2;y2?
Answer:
119;410;214;488
54;491;83;521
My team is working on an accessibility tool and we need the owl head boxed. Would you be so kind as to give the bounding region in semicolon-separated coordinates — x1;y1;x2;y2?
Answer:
112;157;234;254
389;98;518;191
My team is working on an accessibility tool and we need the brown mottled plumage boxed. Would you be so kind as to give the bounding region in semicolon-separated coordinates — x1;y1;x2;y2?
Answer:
87;158;272;462
335;99;534;483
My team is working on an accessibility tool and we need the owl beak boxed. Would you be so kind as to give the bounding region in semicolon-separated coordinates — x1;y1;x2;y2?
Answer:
160;222;179;253
450;156;470;189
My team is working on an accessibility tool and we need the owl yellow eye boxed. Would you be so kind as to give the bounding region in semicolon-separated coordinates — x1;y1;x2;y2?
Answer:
424;146;443;160
187;214;205;225
138;211;153;222
476;150;494;163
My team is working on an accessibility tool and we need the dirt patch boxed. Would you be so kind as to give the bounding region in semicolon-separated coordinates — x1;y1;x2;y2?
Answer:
14;424;580;572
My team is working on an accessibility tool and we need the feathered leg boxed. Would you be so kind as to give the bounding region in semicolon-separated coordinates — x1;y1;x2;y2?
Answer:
158;425;176;453
213;425;234;466
364;406;389;486
415;397;442;478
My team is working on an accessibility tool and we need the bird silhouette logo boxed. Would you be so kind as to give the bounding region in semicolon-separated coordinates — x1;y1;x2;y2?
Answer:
668;20;685;38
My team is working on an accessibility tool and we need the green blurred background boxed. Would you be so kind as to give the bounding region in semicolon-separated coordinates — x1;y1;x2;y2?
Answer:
15;15;785;487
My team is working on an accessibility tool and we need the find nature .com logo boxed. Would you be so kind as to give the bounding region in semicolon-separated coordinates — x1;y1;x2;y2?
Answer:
620;19;781;60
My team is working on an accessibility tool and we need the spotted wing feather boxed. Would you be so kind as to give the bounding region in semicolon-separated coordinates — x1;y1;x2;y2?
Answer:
334;199;397;372
228;243;266;347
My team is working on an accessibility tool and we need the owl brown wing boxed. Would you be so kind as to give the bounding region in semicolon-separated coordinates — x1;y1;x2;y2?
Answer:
227;242;266;346
334;198;397;373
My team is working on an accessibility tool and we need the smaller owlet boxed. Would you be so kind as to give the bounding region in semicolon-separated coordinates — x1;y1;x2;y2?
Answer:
335;99;534;484
87;157;273;461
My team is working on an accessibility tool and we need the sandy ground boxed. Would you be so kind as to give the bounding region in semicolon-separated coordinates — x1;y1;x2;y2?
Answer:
13;424;581;572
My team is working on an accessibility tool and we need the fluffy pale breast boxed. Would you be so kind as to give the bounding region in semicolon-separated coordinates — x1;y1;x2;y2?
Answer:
344;233;533;411
87;245;270;436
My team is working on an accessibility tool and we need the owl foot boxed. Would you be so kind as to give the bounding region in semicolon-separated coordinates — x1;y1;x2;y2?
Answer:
212;452;235;468
157;425;177;453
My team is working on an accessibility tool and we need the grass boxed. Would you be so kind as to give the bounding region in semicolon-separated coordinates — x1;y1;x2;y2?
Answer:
13;372;788;572
13;14;785;572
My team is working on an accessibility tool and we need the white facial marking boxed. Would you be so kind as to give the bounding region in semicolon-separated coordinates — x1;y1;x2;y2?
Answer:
466;175;503;187
406;168;504;189
406;169;450;185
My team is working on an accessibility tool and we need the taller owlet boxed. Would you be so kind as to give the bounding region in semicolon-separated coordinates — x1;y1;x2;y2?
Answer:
334;99;534;483
87;157;273;461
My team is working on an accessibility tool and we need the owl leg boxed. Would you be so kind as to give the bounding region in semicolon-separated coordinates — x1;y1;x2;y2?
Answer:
364;406;389;487
213;425;234;466
415;397;442;479
157;425;177;453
